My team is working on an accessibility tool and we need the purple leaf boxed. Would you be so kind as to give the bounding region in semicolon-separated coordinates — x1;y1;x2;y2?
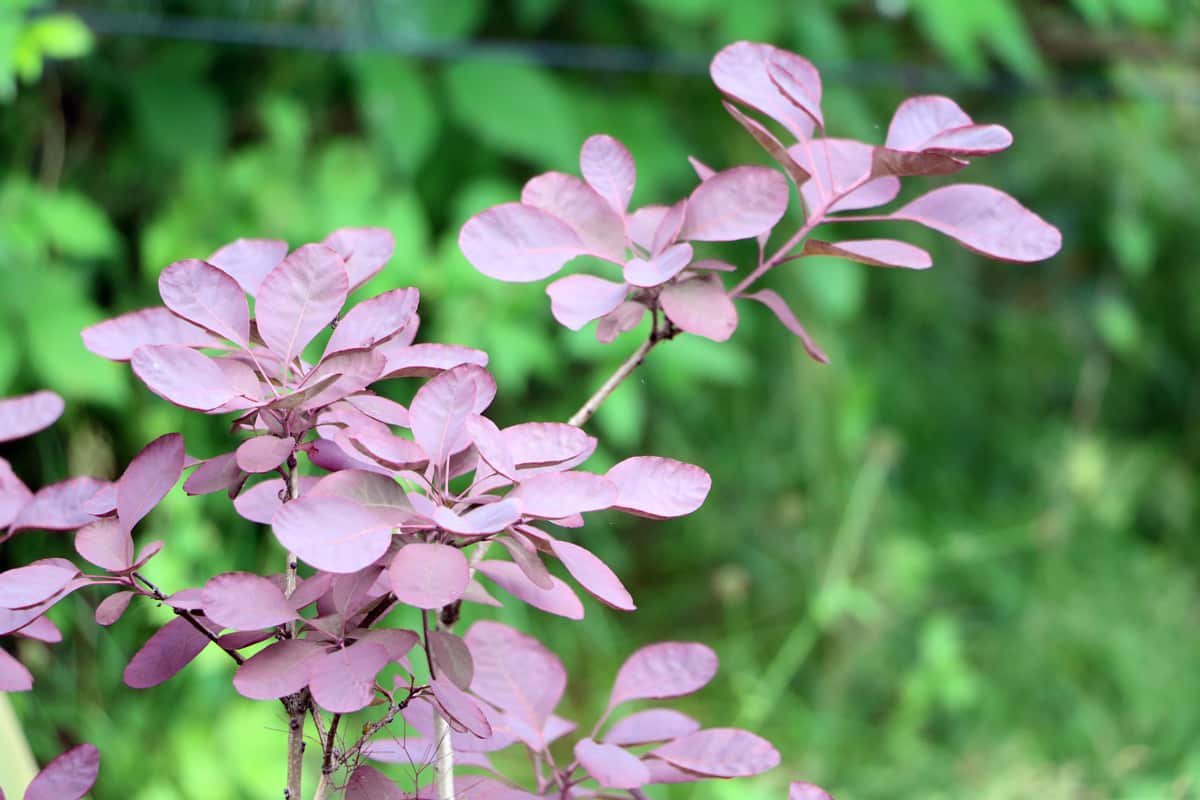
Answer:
74;519;133;572
434;500;522;536
272;495;395;573
131;345;239;411
308;642;388;713
322;227;396;292
891;184;1062;262
12;613;61;640
123;616;213;688
497;534;552;589
503;423;595;472
428;629;474;690
430;677;493;738
183;452;242;496
790;138;900;214
255;243;349;365
549;539;634;611
660;275;739;342
581;134;636;214
522;172;626;262
741;289;829;363
680;166;788;242
604;708;700;746
233;639;323;700
465;415;515;479
379;341;489;378
509;472;616;518
651;728;781;778
803;239;932;270
546;274;628;331
410;364;495;468
624;243;693;288
711;41;822;139
643;758;705;784
307;470;414;524
0;459;33;529
0;391;63;443
721;101;810;186
0;647;33;691
79;482;116;516
325;287;419;354
0;563;78;609
293;348;386;411
388;542;468;609
575;738;650;790
345;394;410;427
766;56;824;130
344;765;404;800
886;95;1011;156
596;301;647;344
628;205;669;252
0;575;87;635
94;591;134;626
118;432;184;534
201;572;297;631
605;457;710;519
157;259;251;346
465;620;566;731
609;642;718;708
342;428;428;472
81;307;224;361
235;435;294;474
476;561;584;620
356;629;419;661
790;782;835;800
399;697;514;755
9;477;109;534
460;202;587;282
23;743;100;800
207;238;288;296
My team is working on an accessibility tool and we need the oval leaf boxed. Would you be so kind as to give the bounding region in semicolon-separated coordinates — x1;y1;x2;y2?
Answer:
202;572;296;631
508;472;617;518
476;561;584;620
0;563;78;609
388;542;468;610
81;307;224;362
272;495;394;573
233;639;323;700
580;134;636;214
118;432;185;534
575;738;650;790
660;275;738;342
802;238;932;270
549;539;634;611
255;243;349;365
605;457;710;519
123;616;212;689
158;258;251;345
0;391;63;444
609;642;718;709
235;435;294;474
680;166;788;242
323;227;396;292
546;274;628;331
651;728;780;778
308;642;388;713
464;620;565;730
459;202;586;282
131;345;238;411
74;519;133;572
24;743;100;800
604;708;700;746
208;238;288;296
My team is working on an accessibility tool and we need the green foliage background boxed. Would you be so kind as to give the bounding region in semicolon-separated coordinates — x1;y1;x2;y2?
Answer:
1;1;1198;798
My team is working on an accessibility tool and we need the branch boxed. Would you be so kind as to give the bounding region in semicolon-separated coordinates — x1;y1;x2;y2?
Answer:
282;457;306;800
567;331;658;429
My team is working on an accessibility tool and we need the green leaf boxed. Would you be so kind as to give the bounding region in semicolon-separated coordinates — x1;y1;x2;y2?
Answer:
351;55;438;176
31;190;119;260
25;13;93;59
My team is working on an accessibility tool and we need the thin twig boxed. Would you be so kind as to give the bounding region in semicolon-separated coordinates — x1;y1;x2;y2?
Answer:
282;458;306;800
567;335;657;429
311;711;341;800
132;572;245;665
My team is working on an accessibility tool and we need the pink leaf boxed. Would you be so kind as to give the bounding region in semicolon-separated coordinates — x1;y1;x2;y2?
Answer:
476;561;584;620
605;457;710;519
118;432;185;533
307;470;414;524
0;563;78;609
9;477;109;534
522;172;626;262
379;341;489;378
74;519;133;572
308;642;388;713
465;415;515;479
410;364;496;468
207;237;288;296
0;647;33;691
609;642;718;708
255;243;349;365
344;765;404;800
428;629;474;690
651;201;687;255
81;307;224;361
885;95;1010;156
202;572;296;630
457;777;541;799
345;394;410;427
272;495;395;573
721;101;811;186
766;56;825;130
891;184;1062;262
235;435;294;474
549;539;634;611
575;738;650;790
325;287;419;354
596;301;646;344
0;391;63;443
503;423;595;472
131;345;239;411
10;614;59;643
651;728;781;778
628;205;669;252
741;289;829;363
802;238;932;269
293;348;386;411
459;202;587;282
24;743;100;800
123;616;213;688
430;677;493;738
680;166;788;242
322;227;396;292
546;274;628;331
233;639;323;700
580;134;636;214
433;500;522;536
497;534;552;589
660;274;738;342
790;138;900;214
509;471;616;518
94;591;134;626
342;428;428;472
356;629;419;662
604;708;700;746
711;41;822;139
399;698;514;755
157;258;251;346
790;782;835;800
388;542;468;609
465;620;565;730
624;242;693;288
183;452;242;496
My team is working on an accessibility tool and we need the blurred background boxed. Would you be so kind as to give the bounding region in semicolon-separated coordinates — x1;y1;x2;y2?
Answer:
1;1;1198;798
